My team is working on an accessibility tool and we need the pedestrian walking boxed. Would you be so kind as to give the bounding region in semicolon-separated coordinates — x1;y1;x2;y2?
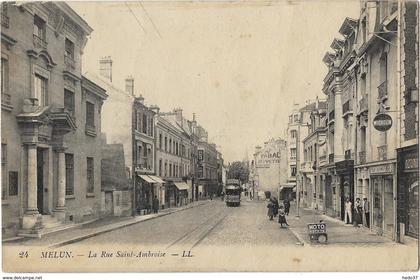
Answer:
152;195;159;214
363;197;370;228
354;197;363;226
267;200;274;220
283;198;290;216
344;198;352;224
278;205;289;227
271;197;279;217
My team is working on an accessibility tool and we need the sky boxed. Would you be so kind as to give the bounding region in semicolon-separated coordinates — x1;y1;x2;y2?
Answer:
70;0;360;163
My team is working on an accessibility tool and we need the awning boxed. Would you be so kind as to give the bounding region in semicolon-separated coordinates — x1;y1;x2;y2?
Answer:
174;181;189;191
139;175;156;183
149;175;164;184
279;183;296;191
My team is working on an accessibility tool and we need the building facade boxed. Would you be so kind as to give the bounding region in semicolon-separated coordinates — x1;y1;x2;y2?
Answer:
320;0;419;241
253;138;288;195
1;2;108;237
301;98;327;210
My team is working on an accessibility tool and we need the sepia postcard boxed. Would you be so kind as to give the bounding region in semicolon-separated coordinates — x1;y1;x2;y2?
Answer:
1;0;419;274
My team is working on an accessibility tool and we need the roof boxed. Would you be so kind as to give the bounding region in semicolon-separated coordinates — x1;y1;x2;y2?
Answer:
339;17;358;37
330;38;345;51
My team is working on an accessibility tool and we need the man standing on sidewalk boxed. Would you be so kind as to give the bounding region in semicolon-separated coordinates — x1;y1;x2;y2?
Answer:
152;196;159;214
344;198;352;224
363;197;370;228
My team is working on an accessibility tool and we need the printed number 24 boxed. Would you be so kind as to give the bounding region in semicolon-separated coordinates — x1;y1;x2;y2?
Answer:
18;251;28;258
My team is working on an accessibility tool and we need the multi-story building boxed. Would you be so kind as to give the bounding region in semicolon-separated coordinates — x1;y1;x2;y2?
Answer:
283;103;312;203
86;61;160;215
301;98;327;210
322;0;419;241
195;125;218;198
1;2;108;237
253;138;288;196
156;108;193;206
155;110;190;208
396;0;419;241
322;17;358;222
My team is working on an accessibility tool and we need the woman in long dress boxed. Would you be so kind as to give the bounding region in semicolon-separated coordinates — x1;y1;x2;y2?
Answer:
267;201;274;220
278;205;289;227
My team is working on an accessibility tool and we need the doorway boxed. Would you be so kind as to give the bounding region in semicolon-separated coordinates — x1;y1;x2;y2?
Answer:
37;148;45;214
372;175;394;237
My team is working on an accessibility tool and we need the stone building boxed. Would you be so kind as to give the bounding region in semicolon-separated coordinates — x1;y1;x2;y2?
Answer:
283;103;312;202
322;17;358;222
301;98;327;210
87;65;160;215
155;110;191;208
253;138;288;196
1;2;108;237
196;133;219;199
322;0;419;241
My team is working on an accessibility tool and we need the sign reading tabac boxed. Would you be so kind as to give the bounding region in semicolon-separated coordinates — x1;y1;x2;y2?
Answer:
373;113;393;132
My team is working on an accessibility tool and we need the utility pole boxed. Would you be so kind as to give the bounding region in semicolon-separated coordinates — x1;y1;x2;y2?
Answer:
296;121;301;218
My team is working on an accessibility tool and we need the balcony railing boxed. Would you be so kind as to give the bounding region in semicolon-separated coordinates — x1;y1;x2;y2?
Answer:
138;157;153;171
345;149;352;160
85;123;96;137
33;34;47;49
64;55;75;70
343;101;352;114
359;95;368;113
319;154;327;163
359;151;366;164
378;80;388;100
378;145;387;161
328;110;335;122
1;14;9;28
328;153;334;163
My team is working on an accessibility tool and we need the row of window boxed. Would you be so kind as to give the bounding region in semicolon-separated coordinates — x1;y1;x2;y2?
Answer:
157;159;190;178
1;55;96;129
1;146;95;200
158;133;191;158
136;142;153;171
135;110;154;137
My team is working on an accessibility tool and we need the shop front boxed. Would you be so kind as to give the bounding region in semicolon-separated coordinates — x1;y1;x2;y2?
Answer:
397;145;419;239
368;161;397;239
174;181;190;206
137;174;165;214
335;160;354;221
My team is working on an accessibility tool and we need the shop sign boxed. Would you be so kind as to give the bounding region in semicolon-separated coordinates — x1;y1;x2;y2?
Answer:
197;150;204;163
370;163;394;175
373;113;393;132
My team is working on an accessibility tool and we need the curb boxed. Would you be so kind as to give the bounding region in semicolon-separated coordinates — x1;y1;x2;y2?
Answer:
288;226;305;246
47;201;210;248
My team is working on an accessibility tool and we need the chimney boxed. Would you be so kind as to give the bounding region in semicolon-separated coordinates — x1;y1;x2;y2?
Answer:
125;75;134;96
316;96;319;109
135;94;144;104
99;56;113;82
173;108;183;123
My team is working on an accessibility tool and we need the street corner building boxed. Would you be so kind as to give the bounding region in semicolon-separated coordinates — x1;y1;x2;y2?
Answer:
1;2;108;238
252;138;288;197
316;0;418;241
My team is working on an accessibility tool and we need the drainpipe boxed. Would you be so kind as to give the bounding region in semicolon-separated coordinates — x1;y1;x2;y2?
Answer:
395;0;402;242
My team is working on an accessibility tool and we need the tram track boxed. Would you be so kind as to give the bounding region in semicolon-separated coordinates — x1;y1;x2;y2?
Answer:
166;210;227;250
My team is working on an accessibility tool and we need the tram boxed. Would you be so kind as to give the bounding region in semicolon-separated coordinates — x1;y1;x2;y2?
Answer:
225;179;241;207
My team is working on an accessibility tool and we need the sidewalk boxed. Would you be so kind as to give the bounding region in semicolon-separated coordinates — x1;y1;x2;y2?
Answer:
286;202;398;247
4;200;210;247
